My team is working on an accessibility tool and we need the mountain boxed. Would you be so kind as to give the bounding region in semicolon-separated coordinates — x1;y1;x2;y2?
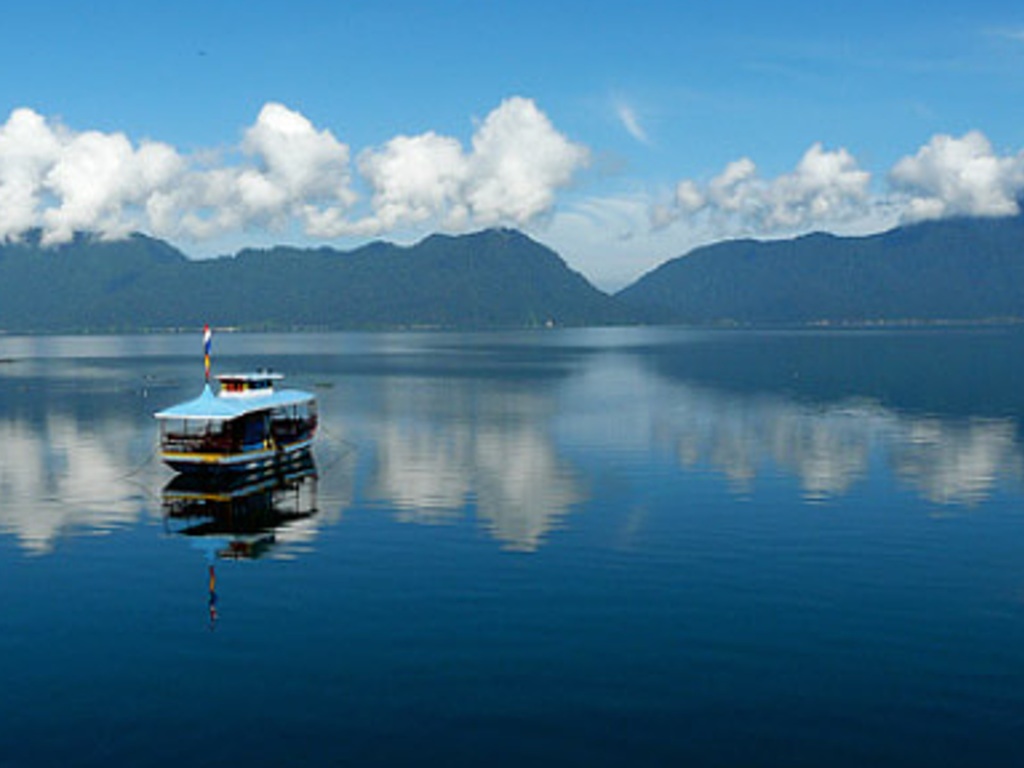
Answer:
0;231;189;332
4;215;1024;333
617;213;1024;325
0;228;626;332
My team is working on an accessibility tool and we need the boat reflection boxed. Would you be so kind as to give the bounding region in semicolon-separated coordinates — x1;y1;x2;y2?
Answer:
162;451;319;561
162;452;319;629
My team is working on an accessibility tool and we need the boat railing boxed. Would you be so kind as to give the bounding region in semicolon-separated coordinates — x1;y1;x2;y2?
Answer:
270;414;318;443
161;432;240;454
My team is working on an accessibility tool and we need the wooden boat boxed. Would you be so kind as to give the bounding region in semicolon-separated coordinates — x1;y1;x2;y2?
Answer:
155;370;318;475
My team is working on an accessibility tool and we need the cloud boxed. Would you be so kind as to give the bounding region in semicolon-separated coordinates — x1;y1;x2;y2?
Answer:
43;131;184;244
655;130;1024;245
0;102;358;244
0;108;62;239
0;98;588;245
356;132;468;232
240;102;355;218
990;26;1024;43
171;102;358;239
655;143;872;234
888;131;1024;221
0;109;187;244
467;97;590;224
7;97;1024;291
614;100;650;145
346;96;589;236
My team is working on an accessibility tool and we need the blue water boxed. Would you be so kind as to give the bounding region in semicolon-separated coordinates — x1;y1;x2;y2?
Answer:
0;327;1022;766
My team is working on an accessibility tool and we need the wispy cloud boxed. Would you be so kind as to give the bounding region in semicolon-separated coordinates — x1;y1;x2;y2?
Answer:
989;26;1024;43
613;100;651;145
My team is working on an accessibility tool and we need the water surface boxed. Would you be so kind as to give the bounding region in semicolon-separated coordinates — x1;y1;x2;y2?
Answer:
1;327;1022;766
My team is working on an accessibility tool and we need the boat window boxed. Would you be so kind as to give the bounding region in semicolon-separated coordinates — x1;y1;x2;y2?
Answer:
242;415;268;444
220;377;276;393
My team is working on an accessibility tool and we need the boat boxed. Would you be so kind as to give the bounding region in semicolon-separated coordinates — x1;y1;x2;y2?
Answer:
154;328;318;475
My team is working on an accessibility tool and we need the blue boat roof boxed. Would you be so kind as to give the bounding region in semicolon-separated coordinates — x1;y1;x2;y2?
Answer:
154;384;315;421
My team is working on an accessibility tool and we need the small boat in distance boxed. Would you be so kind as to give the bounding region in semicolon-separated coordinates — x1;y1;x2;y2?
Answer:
154;327;318;475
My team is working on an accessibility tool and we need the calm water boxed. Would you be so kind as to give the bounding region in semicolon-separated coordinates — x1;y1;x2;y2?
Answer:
1;327;1023;766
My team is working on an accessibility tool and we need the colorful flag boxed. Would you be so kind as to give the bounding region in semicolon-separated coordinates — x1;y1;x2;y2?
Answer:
203;324;212;381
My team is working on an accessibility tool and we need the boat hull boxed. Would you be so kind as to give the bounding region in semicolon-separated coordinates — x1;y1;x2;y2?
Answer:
161;437;315;476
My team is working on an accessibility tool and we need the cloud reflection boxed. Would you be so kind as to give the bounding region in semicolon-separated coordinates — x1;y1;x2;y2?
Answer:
1;337;1021;557
890;418;1022;506
0;412;151;554
653;385;1023;506
0;400;355;557
365;381;585;551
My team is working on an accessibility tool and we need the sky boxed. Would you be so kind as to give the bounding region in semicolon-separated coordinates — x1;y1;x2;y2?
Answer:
1;0;1023;289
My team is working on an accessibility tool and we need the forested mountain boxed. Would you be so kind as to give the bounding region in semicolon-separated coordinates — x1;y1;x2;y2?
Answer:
0;228;625;332
1;214;1023;332
616;213;1024;325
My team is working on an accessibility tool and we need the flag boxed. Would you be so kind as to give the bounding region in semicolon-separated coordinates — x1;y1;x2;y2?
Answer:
203;324;212;381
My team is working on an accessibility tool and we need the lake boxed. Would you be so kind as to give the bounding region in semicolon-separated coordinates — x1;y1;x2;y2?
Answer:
1;326;1022;766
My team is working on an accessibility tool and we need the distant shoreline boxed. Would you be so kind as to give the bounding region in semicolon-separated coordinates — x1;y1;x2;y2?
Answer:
1;317;1022;337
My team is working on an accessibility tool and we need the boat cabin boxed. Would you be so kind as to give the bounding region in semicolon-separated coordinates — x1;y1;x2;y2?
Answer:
217;371;283;396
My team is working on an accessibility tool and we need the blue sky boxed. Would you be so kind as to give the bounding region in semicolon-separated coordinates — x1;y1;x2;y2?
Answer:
2;0;1023;288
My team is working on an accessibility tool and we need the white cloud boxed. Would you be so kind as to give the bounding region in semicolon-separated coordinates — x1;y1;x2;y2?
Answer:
0;97;588;245
657;143;872;235
888;131;1024;221
6;100;1024;293
0;108;63;239
173;102;357;239
466;96;589;225
673;179;704;213
42;131;184;244
779;144;874;224
614;100;650;145
357;132;468;231
706;157;758;213
241;102;355;216
335;96;589;237
547;193;672;289
652;130;1024;248
602;129;1024;289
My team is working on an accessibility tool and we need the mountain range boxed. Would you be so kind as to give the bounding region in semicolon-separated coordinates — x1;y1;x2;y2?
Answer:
0;228;624;332
0;213;1022;332
618;212;1024;325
